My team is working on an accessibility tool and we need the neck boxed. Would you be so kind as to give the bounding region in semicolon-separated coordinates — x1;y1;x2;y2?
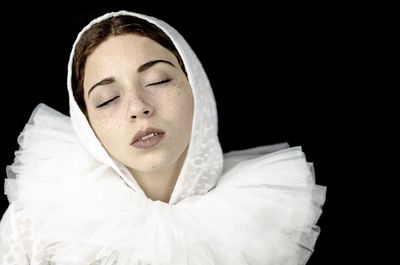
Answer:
130;153;186;203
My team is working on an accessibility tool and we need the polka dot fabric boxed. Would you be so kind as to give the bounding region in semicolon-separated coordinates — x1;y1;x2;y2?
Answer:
0;204;30;265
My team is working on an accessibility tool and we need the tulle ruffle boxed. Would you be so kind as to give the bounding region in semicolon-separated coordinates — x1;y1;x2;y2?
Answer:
5;104;326;265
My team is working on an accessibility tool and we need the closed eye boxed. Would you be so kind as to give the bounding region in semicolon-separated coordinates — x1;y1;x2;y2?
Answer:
96;96;120;108
146;79;172;87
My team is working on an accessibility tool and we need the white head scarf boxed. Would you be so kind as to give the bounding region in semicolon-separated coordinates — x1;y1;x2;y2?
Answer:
67;10;223;204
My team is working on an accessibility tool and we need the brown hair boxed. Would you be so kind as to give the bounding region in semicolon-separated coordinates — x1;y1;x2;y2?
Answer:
72;15;187;111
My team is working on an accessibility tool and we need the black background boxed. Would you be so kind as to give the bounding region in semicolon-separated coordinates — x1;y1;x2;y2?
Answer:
0;1;381;264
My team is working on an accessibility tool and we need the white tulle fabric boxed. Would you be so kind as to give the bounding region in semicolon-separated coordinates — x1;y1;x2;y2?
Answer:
0;10;326;265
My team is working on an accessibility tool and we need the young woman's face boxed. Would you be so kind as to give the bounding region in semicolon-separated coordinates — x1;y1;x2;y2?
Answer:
83;34;193;175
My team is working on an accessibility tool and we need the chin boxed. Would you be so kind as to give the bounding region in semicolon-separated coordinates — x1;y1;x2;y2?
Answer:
132;157;175;173
125;148;187;175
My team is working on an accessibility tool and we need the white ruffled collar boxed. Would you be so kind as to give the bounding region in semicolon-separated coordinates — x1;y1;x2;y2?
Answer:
5;104;325;264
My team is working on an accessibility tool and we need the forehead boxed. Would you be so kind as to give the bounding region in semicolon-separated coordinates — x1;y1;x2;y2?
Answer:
86;34;176;65
83;34;179;91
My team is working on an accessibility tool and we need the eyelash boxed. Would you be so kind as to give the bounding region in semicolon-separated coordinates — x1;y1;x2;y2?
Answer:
146;78;172;87
96;96;120;108
95;79;172;108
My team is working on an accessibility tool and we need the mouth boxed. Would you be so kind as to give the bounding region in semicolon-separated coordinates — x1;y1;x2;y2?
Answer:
131;127;165;149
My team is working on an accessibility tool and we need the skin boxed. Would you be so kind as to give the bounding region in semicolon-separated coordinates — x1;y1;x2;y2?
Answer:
83;34;194;202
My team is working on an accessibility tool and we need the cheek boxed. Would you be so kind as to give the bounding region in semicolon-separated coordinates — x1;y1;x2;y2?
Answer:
89;114;123;145
169;88;194;137
161;86;193;122
180;89;194;121
170;82;193;111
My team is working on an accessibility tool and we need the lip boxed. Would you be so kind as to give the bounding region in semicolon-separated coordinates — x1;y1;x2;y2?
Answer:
130;127;165;149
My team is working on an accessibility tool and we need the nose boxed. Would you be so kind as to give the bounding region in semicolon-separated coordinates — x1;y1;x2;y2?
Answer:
127;92;154;121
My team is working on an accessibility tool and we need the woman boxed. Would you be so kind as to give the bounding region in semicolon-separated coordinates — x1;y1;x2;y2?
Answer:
0;10;326;264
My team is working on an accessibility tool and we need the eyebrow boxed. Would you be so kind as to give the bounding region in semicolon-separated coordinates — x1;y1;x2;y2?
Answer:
88;77;115;96
88;59;176;97
137;59;175;73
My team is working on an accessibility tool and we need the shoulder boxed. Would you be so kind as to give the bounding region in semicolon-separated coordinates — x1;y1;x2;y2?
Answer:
0;202;31;264
1;202;33;238
219;143;314;189
222;142;303;173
